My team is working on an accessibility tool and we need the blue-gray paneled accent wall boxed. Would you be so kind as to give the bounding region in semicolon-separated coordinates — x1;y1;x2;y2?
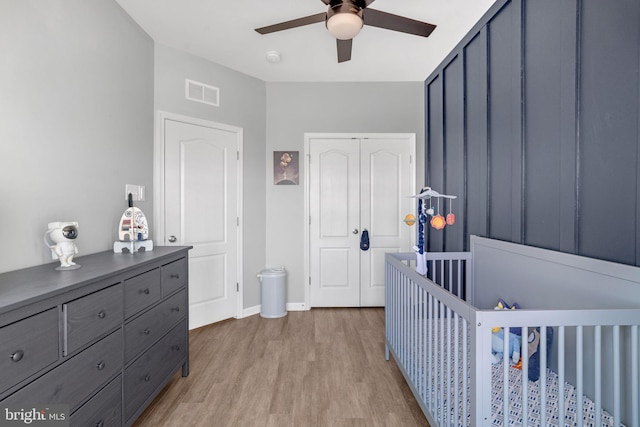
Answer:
425;0;640;267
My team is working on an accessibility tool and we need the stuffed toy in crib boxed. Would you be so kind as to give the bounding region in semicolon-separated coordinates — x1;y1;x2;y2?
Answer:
491;299;521;365
518;326;554;382
491;299;554;382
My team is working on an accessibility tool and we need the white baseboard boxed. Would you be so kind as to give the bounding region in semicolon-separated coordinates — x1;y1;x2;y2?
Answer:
241;305;261;318
239;303;309;319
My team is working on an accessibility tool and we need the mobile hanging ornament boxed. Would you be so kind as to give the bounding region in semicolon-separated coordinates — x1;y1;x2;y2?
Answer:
114;193;154;253
407;187;457;275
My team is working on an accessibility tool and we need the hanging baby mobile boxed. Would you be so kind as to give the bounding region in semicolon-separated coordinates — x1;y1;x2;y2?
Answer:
404;186;457;275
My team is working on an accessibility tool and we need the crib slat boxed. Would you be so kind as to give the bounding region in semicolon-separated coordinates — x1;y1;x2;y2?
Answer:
439;300;445;426
595;325;602;427
411;283;416;383
632;325;639;427
453;312;460;427
463;319;468;427
428;293;434;411
577;325;584;427
418;286;424;402
613;325;621;427
502;330;509;425
446;306;452;425
558;326;566;426
540;326;547;427
521;328;529;427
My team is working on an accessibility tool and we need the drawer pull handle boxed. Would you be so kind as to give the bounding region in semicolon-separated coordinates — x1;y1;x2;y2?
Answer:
143;328;151;335
142;288;150;295
97;310;106;319
170;273;180;279
10;350;24;362
144;374;151;382
172;345;181;351
171;306;180;313
96;361;106;370
95;420;104;427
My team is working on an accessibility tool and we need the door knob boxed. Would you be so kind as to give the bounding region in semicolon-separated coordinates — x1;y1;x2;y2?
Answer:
352;229;359;235
168;235;177;243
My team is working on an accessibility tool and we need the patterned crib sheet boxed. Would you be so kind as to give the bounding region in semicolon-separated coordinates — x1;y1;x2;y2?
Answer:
419;319;621;427
488;363;620;427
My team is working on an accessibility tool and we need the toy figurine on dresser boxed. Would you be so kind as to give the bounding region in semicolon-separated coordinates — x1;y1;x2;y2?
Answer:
114;193;153;253
44;221;81;270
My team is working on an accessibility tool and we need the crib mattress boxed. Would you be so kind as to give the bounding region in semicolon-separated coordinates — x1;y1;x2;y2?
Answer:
418;321;620;427
488;363;619;427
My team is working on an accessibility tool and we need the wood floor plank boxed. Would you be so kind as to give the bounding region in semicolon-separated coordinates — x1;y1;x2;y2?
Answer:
132;308;429;427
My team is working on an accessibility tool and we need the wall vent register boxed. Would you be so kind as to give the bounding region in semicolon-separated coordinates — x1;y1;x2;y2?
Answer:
185;79;219;107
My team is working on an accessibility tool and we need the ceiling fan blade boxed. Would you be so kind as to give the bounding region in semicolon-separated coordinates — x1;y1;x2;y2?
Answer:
255;12;326;35
323;0;376;5
337;39;352;63
362;8;436;37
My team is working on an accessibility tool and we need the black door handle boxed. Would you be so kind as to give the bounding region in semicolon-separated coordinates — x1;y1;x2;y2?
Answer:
360;229;369;251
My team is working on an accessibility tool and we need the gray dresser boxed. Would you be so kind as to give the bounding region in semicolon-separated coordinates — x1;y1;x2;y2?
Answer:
0;246;191;426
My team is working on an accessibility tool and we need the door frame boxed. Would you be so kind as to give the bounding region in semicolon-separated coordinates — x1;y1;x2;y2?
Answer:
154;111;244;320
304;132;416;309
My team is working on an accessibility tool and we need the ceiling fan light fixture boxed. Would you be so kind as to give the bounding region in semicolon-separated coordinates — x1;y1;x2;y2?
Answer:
326;6;363;40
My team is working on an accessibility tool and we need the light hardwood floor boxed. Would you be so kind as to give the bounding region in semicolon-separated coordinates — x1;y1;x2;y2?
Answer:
132;308;429;427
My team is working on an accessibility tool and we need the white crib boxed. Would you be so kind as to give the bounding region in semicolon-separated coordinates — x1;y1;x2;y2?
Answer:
385;236;640;426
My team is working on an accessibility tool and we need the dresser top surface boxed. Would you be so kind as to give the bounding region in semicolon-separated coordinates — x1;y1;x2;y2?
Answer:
0;246;191;316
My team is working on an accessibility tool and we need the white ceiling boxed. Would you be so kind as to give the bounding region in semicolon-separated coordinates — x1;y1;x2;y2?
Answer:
115;0;496;82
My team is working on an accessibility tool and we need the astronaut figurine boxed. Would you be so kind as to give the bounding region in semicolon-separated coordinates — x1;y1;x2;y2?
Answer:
44;221;81;270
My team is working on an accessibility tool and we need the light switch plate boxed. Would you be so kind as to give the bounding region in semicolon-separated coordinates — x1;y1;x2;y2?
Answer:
125;184;145;201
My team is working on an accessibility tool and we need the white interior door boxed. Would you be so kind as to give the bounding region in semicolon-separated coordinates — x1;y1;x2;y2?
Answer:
308;134;415;307
308;138;361;306
161;115;241;329
359;138;414;306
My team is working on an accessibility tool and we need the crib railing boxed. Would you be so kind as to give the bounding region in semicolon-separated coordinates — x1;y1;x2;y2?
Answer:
385;252;640;427
385;251;473;427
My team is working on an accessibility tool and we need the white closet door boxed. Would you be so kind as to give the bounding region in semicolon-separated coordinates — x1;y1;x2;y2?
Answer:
308;135;414;307
309;138;361;307
360;137;414;306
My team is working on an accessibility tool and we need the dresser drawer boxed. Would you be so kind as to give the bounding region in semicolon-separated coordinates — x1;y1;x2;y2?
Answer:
124;289;186;362
0;308;59;393
124;268;161;318
70;375;122;427
161;258;187;296
124;320;187;422
3;328;122;412
64;283;123;355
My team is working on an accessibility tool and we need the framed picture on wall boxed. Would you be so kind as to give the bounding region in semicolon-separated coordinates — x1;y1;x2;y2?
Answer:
273;151;299;185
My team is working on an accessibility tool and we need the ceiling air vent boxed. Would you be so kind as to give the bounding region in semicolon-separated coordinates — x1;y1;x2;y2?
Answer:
185;79;219;107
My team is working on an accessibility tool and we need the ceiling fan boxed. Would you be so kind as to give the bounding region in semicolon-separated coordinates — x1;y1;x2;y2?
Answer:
255;0;436;63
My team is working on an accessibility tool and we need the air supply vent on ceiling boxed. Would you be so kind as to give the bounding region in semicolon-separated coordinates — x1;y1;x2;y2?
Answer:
185;79;219;107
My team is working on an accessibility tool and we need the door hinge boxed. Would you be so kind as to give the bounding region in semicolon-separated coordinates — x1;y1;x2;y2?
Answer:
236;282;239;292
237;217;240;226
308;277;311;286
237;151;240;160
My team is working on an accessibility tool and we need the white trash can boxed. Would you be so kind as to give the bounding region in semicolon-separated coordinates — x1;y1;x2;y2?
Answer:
257;267;287;318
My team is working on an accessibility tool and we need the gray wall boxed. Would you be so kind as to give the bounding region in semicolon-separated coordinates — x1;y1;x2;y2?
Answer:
0;0;153;273
266;82;424;305
154;44;267;310
425;0;640;267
